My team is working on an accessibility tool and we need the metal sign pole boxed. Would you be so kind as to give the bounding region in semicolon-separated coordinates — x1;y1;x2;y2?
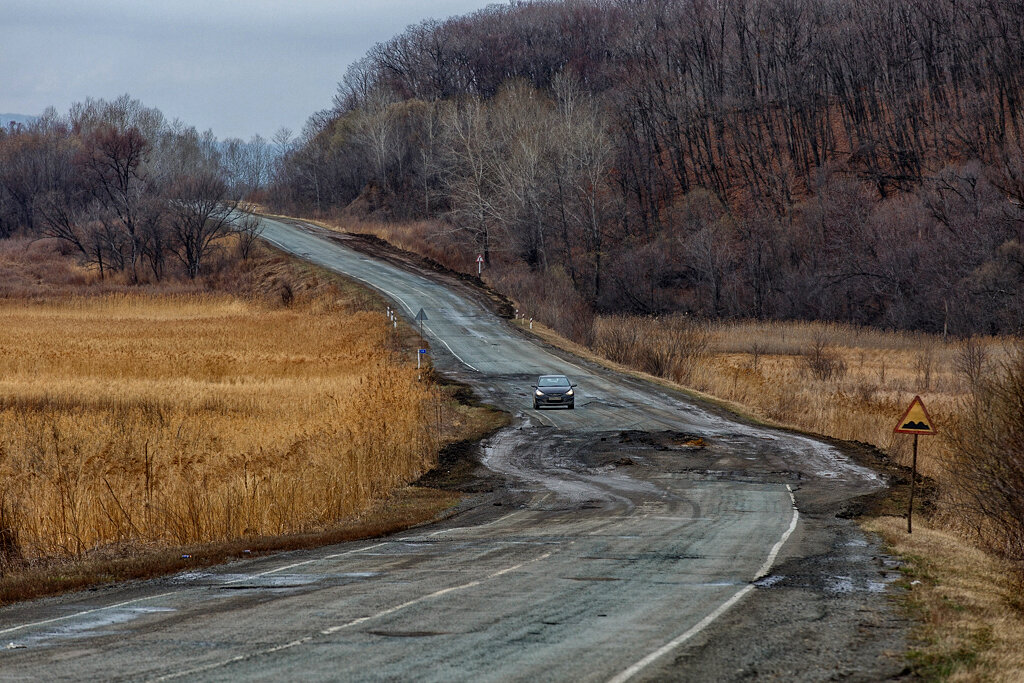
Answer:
893;394;936;535
908;434;918;534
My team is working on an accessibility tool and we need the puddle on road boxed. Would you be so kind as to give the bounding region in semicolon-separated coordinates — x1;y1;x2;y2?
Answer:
756;574;786;588
755;572;895;594
10;606;176;649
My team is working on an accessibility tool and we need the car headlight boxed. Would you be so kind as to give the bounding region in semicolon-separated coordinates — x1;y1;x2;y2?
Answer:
535;389;544;397
566;389;574;396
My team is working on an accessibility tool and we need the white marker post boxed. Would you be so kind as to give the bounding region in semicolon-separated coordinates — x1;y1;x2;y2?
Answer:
417;349;426;369
477;253;484;276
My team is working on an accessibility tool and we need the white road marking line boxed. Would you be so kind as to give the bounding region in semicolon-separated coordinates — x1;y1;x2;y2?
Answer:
422;322;480;372
607;485;800;683
755;485;799;580
409;510;520;539
0;592;179;637
607;585;756;683
223;542;388;584
0;543;389;639
320;551;551;635
153;551;554;681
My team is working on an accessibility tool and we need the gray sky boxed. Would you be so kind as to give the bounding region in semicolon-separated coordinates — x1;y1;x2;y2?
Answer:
1;0;499;140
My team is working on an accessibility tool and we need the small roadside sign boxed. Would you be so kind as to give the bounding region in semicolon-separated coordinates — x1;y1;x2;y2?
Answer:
894;396;937;435
894;395;937;535
418;349;427;353
414;308;428;321
476;254;484;263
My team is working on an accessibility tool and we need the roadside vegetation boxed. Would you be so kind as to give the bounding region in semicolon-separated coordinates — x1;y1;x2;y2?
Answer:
0;236;500;604
514;312;1024;680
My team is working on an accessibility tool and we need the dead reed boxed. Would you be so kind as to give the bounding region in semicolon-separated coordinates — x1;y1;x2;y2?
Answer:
589;316;1015;482
0;294;440;565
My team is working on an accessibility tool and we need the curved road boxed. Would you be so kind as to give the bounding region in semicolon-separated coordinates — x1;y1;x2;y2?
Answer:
0;217;905;681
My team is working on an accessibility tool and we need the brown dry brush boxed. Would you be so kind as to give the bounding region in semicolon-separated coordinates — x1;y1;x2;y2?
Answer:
0;374;438;564
947;344;1024;566
594;314;709;384
0;296;443;569
799;334;848;382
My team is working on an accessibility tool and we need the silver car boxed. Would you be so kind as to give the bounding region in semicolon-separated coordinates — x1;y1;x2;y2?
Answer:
533;374;576;409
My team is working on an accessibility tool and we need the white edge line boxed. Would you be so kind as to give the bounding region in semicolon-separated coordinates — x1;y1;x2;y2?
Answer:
607;485;800;683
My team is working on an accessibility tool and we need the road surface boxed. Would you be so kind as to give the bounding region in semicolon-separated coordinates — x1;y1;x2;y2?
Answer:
0;217;907;681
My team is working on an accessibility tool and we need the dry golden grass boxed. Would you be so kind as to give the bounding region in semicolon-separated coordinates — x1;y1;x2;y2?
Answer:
686;320;1015;481
865;516;1024;681
0;292;440;562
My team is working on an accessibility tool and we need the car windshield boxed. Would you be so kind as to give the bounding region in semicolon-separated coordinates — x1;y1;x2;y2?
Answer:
538;376;570;387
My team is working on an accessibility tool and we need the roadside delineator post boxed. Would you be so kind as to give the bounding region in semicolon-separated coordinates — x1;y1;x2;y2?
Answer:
893;395;938;533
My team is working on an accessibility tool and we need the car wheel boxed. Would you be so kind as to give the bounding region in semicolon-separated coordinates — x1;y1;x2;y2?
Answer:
533;400;540;410
568;403;575;410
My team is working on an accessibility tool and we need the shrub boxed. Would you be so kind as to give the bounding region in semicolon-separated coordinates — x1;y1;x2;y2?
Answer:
947;346;1024;564
594;314;709;384
799;334;848;381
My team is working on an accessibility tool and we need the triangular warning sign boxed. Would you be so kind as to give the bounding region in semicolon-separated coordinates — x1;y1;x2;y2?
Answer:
894;395;937;435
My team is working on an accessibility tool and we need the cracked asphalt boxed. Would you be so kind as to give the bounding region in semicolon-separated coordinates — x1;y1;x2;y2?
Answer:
0;217;909;681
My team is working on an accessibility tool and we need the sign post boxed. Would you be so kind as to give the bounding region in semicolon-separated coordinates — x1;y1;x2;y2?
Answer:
417;348;426;370
476;254;484;276
893;395;937;533
414;308;428;337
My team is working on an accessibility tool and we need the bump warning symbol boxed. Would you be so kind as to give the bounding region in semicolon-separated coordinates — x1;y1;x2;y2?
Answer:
894;395;937;435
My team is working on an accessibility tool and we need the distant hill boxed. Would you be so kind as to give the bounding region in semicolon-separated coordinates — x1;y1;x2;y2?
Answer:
1;113;37;128
274;0;1024;336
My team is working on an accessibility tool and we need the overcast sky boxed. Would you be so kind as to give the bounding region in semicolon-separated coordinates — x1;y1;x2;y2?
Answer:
1;0;499;140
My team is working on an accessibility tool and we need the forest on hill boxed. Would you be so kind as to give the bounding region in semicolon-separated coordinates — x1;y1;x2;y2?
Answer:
270;0;1024;340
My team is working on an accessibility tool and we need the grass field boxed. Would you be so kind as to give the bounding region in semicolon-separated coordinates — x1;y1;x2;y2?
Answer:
691;320;1002;479
0;237;508;601
0;293;440;561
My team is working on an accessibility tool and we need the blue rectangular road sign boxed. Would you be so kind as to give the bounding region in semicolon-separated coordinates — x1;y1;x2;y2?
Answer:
419;349;427;353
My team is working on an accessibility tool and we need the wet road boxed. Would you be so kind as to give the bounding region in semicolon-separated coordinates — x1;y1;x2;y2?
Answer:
0;217;900;681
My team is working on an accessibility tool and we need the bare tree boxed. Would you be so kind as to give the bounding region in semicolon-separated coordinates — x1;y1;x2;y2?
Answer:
74;125;151;281
234;213;264;261
166;172;238;279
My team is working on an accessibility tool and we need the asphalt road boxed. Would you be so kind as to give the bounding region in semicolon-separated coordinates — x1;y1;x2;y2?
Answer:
0;218;907;681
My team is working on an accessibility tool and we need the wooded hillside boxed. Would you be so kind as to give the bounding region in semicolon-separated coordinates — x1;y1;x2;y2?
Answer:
272;0;1024;339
